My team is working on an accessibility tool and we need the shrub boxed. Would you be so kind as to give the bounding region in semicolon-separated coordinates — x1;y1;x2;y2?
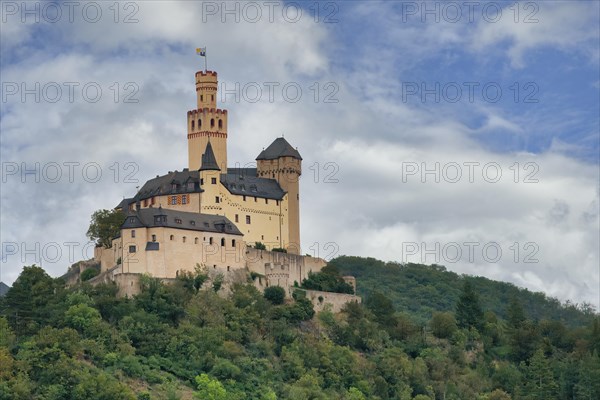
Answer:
272;247;287;253
264;286;286;305
254;242;266;250
81;268;99;282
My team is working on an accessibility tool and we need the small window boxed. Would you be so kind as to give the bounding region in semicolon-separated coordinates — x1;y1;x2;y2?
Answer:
227;266;230;272
188;182;194;190
232;239;236;247
265;199;268;204
261;235;264;240
211;177;217;184
246;215;251;224
175;218;182;224
276;200;279;206
152;234;156;242
129;245;136;253
200;178;204;185
182;195;187;205
235;214;239;223
209;237;213;245
191;120;195;130
194;237;198;244
215;196;220;203
243;196;246;201
218;119;223;129
171;195;177;205
221;238;225;246
143;199;147;207
131;230;135;238
170;235;174;241
200;95;203;102
183;236;186;243
198;119;201;128
211;118;215;128
254;197;257;202
211;95;214;101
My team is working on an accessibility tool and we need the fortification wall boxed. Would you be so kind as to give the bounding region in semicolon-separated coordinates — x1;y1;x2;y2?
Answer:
296;288;361;313
245;248;326;289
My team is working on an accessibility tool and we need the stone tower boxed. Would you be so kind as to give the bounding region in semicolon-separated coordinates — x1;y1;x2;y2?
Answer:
188;71;228;171
256;138;302;254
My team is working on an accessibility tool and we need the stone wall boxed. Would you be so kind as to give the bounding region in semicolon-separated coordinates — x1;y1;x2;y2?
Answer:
294;288;361;313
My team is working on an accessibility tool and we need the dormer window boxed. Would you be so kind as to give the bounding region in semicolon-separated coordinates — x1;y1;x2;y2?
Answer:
187;182;194;190
129;217;135;223
190;220;196;226
175;218;182;224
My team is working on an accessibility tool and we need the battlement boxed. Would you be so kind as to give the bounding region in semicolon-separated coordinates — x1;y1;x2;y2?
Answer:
188;108;228;115
195;70;218;77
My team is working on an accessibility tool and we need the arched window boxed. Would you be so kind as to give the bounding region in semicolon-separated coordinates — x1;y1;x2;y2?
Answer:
218;119;223;129
170;235;174;241
210;118;215;128
200;95;203;102
232;239;236;247
198;119;201;129
194;237;198;244
191;120;195;130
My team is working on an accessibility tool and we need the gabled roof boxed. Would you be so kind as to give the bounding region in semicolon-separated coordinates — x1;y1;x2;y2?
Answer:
0;282;9;297
132;169;202;202
121;207;243;236
256;137;302;161
200;141;220;171
115;198;134;210
221;169;286;200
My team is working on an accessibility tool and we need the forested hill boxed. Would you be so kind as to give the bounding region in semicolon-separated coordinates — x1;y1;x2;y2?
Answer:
1;264;599;399
329;256;596;328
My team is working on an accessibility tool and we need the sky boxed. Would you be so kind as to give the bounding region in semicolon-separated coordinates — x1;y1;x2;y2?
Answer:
1;0;599;308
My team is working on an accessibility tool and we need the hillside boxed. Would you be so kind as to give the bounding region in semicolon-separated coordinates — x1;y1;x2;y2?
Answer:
0;264;599;400
329;256;597;328
0;282;9;297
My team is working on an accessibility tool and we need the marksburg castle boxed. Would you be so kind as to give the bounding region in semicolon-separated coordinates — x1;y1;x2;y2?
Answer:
87;69;359;311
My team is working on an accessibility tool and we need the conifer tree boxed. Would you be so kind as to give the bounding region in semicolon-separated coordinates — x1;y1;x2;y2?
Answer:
455;280;484;331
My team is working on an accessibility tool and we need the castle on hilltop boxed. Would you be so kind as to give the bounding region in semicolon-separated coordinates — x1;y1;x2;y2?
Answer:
90;68;359;311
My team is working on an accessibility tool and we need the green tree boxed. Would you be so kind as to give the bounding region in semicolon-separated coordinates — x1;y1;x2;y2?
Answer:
81;268;100;282
455;280;484;331
521;349;558;400
264;286;286;305
87;208;125;248
194;374;227;400
430;312;457;339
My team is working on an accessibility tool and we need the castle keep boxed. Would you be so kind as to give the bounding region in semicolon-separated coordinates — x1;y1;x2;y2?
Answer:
91;68;360;310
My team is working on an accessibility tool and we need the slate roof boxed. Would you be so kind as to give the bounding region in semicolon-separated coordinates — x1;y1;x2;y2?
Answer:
200;141;220;171
0;282;9;297
132;169;202;202
122;207;243;236
256;137;302;161
221;168;285;200
115;197;134;210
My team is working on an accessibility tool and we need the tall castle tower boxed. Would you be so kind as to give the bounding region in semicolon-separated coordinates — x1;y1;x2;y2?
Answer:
256;138;302;254
188;71;228;170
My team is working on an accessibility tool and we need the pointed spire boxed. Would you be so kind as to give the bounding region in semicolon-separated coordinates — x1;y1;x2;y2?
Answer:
199;140;221;171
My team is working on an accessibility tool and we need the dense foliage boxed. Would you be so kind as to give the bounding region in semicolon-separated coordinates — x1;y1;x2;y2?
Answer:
86;209;125;248
0;260;598;399
328;256;597;327
301;264;355;294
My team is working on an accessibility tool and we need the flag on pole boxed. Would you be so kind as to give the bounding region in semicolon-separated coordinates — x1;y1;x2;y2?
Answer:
196;47;206;57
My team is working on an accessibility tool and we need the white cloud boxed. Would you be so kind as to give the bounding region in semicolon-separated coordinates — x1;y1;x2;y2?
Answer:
1;1;598;308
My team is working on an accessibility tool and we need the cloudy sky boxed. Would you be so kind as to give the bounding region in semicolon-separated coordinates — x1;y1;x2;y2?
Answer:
1;1;598;307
